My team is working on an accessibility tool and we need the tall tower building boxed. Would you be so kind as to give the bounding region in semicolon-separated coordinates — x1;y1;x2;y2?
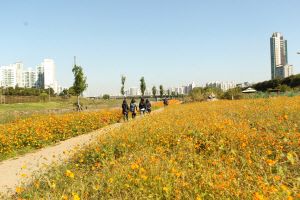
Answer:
41;59;56;93
270;32;288;79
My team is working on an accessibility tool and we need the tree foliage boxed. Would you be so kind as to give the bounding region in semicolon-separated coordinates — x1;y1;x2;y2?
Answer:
159;85;164;97
253;75;300;92
72;64;88;111
152;86;157;97
72;65;88;96
103;94;110;100
39;93;48;102
140;77;146;96
121;75;126;96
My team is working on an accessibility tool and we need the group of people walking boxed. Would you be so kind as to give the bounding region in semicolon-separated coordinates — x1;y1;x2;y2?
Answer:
121;98;152;122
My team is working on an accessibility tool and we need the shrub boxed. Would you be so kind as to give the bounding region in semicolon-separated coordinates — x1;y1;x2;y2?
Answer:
39;93;48;102
103;94;110;100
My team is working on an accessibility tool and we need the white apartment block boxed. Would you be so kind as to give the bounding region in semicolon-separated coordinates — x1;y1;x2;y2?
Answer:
0;59;59;93
129;87;137;96
144;88;152;95
206;81;236;91
10;62;23;87
0;66;17;88
42;59;56;93
23;67;37;88
57;86;69;95
275;64;293;79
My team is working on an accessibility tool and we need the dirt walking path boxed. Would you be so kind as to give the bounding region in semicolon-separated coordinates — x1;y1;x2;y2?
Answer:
0;108;164;196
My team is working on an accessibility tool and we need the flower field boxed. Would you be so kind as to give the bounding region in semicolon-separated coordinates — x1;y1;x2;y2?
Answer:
13;97;300;199
0;100;177;162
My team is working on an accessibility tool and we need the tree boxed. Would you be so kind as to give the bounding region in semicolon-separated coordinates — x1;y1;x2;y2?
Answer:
171;91;175;97
167;90;170;97
68;87;76;96
39;93;48;102
63;89;68;95
159;85;164;97
72;65;88;111
276;84;291;91
103;94;110;100
152;85;157;98
121;74;126;98
291;74;300;88
140;76;146;96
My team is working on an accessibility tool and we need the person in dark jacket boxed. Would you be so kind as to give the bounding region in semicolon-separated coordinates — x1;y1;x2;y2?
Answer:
122;100;129;122
129;99;137;119
146;99;151;113
164;98;168;106
139;98;146;116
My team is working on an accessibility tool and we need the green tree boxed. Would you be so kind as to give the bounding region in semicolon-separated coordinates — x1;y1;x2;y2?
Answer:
159;85;164;97
222;87;243;100
121;74;126;97
35;87;43;96
39;93;48;102
72;65;88;111
63;89;68;95
103;94;110;100
140;76;146;96
276;84;291;91
152;85;157;98
167;89;170;97
171;91;175;97
68;87;76;96
291;74;300;88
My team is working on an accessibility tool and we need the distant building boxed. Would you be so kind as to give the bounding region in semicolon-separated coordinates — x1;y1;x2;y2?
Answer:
42;59;56;93
270;32;288;79
129;87;137;96
206;81;236;91
23;67;37;88
174;87;184;95
0;65;17;88
237;81;255;88
275;64;293;79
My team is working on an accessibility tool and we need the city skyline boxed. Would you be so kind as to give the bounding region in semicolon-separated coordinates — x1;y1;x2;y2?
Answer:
1;1;300;95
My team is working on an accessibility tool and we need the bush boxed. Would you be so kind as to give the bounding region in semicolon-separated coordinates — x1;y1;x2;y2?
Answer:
184;87;224;103
39;93;48;102
221;87;243;100
103;94;110;100
73;101;83;107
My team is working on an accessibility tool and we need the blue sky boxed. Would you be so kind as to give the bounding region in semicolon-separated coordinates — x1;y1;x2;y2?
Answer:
1;0;300;95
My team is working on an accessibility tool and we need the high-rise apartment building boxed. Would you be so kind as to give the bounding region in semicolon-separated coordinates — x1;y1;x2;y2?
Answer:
41;59;56;92
0;66;17;88
23;68;37;88
270;32;289;79
275;64;293;79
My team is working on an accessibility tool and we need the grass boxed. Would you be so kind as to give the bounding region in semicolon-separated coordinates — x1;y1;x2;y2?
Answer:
9;97;300;199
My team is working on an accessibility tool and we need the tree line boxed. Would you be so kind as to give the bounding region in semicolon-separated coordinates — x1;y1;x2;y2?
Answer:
102;75;184;99
252;73;300;92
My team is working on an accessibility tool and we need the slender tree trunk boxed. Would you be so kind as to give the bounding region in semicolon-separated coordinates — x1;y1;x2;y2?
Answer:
77;95;83;111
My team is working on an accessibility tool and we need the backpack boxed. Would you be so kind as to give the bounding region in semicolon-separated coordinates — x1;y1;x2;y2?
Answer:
167;100;169;105
130;103;135;112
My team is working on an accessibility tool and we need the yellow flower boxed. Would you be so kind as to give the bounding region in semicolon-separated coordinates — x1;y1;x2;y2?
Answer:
16;187;22;194
125;184;130;188
281;185;287;191
21;174;26;177
73;195;80;200
61;195;68;199
110;178;114;182
163;187;169;191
